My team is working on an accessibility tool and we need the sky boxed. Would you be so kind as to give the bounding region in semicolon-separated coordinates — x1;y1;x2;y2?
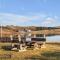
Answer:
0;0;60;26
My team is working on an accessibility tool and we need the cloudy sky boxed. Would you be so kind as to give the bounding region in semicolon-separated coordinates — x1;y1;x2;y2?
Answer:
0;0;60;26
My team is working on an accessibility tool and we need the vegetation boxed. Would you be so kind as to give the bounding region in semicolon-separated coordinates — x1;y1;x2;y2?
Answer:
0;26;60;37
0;43;60;60
0;26;60;60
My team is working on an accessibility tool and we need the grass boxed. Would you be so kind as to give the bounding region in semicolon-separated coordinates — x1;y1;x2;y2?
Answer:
28;51;60;60
0;43;60;60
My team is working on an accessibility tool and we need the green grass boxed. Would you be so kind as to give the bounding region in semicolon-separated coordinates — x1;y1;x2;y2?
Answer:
41;51;60;60
25;51;60;60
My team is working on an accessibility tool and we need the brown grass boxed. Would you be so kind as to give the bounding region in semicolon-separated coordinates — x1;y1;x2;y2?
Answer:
0;43;60;60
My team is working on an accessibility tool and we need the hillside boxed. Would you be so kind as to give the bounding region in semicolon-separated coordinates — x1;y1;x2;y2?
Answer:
0;26;60;37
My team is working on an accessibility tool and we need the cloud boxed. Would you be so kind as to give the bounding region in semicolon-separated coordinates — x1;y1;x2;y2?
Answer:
0;13;42;25
0;13;30;22
42;17;56;26
44;17;55;24
0;13;46;22
0;13;59;26
54;16;59;19
31;13;46;20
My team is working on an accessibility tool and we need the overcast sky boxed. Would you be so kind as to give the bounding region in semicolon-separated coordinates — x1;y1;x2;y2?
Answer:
0;0;60;26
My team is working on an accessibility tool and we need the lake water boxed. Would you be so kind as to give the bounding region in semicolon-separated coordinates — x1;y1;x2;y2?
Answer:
46;35;60;42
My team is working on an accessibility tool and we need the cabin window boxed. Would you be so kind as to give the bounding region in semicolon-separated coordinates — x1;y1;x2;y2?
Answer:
36;34;44;37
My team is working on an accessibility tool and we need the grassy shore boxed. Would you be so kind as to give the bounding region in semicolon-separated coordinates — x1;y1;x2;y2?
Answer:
0;43;60;60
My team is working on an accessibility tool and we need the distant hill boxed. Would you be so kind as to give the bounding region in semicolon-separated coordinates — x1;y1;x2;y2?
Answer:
0;25;60;37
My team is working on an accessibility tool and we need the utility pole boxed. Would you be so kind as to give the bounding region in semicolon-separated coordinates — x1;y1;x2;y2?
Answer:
1;24;2;39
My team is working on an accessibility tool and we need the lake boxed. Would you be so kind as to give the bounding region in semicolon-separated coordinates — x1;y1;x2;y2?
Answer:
46;35;60;42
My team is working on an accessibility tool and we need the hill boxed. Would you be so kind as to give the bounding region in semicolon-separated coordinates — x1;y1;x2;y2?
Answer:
0;25;60;37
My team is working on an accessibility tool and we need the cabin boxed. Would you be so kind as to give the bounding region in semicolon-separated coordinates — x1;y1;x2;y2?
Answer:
11;30;46;51
0;27;46;51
